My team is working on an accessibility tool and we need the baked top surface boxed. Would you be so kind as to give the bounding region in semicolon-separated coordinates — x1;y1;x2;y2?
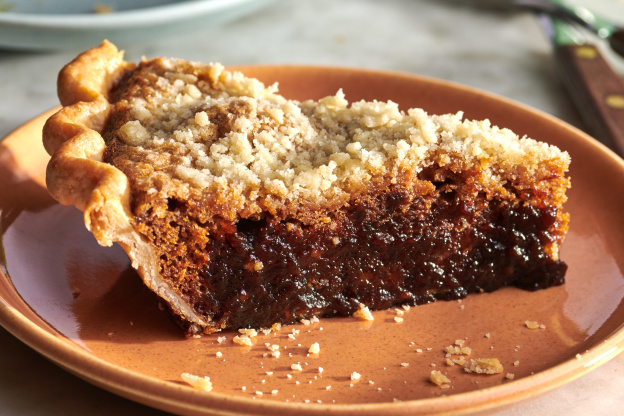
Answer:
102;56;570;223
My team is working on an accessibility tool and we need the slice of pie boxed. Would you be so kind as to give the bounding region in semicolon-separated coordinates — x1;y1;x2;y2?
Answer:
43;41;570;335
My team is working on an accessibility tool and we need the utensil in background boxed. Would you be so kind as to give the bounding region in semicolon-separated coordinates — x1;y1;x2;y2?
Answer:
552;0;624;58
503;0;624;58
538;12;624;156
475;0;624;156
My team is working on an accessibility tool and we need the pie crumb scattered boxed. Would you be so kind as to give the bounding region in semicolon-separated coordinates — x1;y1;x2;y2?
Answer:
308;342;320;354
430;370;451;388
233;335;253;346
463;358;504;374
181;372;212;391
525;321;544;329
353;304;374;321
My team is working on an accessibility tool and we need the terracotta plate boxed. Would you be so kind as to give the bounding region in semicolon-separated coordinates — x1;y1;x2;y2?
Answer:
1;67;624;416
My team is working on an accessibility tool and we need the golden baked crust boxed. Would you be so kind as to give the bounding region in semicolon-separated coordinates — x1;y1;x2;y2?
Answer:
44;41;570;335
43;41;208;328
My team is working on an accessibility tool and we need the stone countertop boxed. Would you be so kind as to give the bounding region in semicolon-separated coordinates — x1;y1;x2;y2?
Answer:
1;0;623;414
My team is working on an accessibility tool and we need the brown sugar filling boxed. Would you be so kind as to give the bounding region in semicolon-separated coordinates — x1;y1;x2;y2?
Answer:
99;58;569;335
125;165;566;335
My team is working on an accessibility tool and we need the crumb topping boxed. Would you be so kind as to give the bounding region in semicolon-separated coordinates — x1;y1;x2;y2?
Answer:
104;58;570;223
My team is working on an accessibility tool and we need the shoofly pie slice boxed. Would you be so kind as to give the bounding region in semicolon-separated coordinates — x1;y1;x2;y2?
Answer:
43;41;570;335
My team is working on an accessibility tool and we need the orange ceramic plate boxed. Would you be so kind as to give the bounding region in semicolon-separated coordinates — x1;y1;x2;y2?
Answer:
1;66;624;416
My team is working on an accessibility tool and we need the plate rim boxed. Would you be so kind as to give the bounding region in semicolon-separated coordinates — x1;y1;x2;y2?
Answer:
0;0;275;51
1;64;624;415
0;0;270;27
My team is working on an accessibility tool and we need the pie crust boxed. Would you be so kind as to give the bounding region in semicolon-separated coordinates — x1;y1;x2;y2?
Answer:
43;41;208;329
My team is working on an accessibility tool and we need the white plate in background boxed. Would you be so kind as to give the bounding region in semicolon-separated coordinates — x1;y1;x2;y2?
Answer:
0;0;275;50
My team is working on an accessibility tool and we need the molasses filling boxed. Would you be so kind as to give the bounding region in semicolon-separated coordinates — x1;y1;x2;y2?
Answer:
45;45;568;335
127;170;567;334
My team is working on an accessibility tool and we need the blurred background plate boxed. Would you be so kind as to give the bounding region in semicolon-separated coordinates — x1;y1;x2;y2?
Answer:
0;0;275;50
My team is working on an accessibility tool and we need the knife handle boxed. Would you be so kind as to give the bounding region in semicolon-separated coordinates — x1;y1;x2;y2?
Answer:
553;44;624;156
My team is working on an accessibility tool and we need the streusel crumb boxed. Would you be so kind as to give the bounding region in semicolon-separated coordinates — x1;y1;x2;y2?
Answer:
181;372;213;391
353;304;374;321
114;59;569;222
463;358;504;374
430;370;451;388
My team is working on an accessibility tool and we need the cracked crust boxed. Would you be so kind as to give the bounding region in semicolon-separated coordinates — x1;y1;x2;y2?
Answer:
43;40;208;330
